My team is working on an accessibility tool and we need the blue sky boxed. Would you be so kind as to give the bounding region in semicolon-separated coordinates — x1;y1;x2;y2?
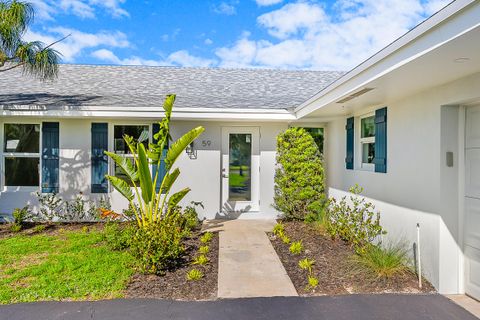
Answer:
26;0;451;70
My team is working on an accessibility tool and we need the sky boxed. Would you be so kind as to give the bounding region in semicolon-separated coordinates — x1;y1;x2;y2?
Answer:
25;0;452;71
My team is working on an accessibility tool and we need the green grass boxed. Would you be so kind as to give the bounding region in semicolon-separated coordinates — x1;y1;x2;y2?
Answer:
229;173;248;187
0;229;134;304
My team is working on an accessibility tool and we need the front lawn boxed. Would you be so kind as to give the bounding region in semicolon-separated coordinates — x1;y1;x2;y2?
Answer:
0;226;134;304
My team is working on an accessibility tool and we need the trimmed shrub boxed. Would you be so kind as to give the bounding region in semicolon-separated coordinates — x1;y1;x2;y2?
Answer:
273;127;326;221
130;218;185;274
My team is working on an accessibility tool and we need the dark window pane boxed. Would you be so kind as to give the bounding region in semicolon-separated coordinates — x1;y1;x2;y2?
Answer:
5;157;39;186
303;127;324;154
114;125;148;154
361;116;375;138
4;124;40;153
229;133;252;201
362;143;375;164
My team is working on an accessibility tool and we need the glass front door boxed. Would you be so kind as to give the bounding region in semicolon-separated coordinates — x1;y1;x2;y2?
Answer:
221;127;259;213
228;133;252;201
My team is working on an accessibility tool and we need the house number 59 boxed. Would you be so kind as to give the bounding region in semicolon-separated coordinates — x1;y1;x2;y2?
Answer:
202;140;211;147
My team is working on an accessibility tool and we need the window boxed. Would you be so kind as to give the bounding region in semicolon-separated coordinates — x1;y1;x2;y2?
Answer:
360;115;375;169
3;124;40;187
113;125;149;186
303;127;324;154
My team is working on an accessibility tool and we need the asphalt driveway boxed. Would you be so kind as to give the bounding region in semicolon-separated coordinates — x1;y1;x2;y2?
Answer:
0;294;476;320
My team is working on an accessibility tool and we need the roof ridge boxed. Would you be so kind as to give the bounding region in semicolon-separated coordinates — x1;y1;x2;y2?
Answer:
58;63;344;73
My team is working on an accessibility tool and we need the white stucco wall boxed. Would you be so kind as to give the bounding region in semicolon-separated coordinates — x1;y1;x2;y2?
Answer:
324;72;480;293
0;119;287;221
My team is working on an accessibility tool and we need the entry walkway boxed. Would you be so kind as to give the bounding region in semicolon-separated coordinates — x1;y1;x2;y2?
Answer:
203;219;297;298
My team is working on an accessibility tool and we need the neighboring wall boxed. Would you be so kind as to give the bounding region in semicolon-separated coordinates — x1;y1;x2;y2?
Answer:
0;119;287;220
325;72;480;293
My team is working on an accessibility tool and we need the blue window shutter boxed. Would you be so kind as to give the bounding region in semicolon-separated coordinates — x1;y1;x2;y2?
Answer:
91;123;108;193
42;122;59;193
152;123;167;193
345;117;354;170
374;107;387;173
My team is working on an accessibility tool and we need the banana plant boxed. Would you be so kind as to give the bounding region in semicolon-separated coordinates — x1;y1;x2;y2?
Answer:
105;95;205;228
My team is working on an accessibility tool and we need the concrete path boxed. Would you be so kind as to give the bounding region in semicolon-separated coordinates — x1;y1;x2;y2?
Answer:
447;295;480;318
1;295;477;320
203;219;297;298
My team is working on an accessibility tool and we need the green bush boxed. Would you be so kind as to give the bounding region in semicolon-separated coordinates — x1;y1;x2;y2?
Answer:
10;224;22;233
351;242;409;280
103;222;136;251
184;201;203;231
326;185;386;254
130;219;184;274
12;206;30;226
273;127;326;221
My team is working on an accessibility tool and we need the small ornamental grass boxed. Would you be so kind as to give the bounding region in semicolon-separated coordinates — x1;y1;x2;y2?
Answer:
192;254;209;266
289;241;303;255
200;232;213;244
350;242;410;280
186;269;204;281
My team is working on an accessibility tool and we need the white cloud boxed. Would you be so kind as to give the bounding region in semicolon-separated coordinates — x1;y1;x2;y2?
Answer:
92;49;162;66
167;50;216;67
25;28;130;62
28;0;128;20
257;2;327;39
215;0;447;70
204;38;213;45
92;49;216;68
213;2;237;15
255;0;283;6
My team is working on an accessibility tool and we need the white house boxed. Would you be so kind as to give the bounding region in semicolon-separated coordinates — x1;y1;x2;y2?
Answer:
0;0;479;297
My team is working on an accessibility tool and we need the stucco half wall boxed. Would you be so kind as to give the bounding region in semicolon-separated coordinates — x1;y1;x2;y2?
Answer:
0;120;288;220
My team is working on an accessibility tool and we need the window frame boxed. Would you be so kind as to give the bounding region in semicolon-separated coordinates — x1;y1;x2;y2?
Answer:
1;121;42;191
109;123;151;189
358;113;375;171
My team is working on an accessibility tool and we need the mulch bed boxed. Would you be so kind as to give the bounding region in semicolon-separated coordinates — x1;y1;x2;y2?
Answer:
125;231;219;301
269;221;435;296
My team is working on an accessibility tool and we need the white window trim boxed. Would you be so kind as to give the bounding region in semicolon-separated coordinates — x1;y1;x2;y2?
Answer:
109;123;151;191
1;122;42;191
358;113;375;172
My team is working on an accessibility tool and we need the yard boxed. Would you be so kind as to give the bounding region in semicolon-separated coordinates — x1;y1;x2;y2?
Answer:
0;223;218;304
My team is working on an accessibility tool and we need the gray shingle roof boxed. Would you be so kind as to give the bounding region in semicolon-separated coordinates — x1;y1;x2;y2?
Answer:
0;64;344;110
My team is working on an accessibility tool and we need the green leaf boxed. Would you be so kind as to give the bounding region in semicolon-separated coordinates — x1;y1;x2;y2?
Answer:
137;143;153;204
161;168;180;195
168;188;190;209
105;175;134;201
165;126;205;169
105;151;138;182
163;94;176;119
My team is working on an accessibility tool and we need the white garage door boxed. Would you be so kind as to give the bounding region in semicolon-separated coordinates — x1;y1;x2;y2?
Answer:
465;104;480;300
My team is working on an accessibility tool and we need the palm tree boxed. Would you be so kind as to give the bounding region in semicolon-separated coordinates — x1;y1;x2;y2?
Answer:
0;1;63;80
